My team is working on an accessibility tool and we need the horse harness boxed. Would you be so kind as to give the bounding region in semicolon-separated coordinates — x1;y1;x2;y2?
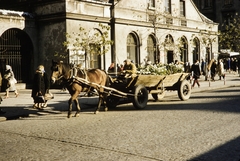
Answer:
69;67;96;96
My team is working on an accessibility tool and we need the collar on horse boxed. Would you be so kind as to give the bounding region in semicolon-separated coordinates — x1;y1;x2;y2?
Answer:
70;67;88;80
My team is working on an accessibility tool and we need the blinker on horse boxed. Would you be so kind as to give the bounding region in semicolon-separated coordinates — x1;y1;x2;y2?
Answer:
51;60;110;118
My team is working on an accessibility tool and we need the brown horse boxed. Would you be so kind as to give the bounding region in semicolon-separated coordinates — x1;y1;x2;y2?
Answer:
50;60;110;118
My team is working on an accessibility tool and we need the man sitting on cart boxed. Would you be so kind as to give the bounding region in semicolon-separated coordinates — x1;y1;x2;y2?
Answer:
122;59;137;78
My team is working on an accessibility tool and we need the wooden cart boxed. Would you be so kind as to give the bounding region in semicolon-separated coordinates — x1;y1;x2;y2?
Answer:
106;73;191;109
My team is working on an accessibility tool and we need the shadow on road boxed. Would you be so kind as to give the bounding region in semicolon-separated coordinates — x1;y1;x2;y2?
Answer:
189;136;240;161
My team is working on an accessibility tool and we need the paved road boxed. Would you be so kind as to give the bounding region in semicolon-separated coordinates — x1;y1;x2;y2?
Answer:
0;86;240;161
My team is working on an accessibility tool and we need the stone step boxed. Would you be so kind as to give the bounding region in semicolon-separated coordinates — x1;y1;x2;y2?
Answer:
16;83;26;90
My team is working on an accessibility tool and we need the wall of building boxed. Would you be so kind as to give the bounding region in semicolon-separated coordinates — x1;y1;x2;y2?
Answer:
0;10;25;35
0;0;219;84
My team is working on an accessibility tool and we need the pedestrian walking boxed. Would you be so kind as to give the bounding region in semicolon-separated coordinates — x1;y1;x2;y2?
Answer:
201;59;206;76
191;59;201;88
217;59;225;80
210;60;217;81
226;58;231;73
231;57;237;74
2;65;19;98
31;65;50;109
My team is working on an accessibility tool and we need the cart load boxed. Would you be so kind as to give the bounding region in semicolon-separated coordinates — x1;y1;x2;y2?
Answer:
106;72;191;109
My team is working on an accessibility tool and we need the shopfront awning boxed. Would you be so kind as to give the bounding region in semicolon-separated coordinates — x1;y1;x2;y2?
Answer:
219;49;239;57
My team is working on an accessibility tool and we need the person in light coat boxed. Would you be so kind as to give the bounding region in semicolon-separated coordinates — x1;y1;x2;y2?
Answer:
3;65;19;98
217;59;225;80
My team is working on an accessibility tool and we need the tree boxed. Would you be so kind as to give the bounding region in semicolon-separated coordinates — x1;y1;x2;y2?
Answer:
219;14;240;52
61;23;113;68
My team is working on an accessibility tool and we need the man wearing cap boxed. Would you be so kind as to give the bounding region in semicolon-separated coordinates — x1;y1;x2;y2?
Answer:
123;59;137;75
123;59;137;78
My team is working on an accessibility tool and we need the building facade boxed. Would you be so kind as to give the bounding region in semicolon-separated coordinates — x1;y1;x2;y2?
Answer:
0;0;218;85
193;0;240;53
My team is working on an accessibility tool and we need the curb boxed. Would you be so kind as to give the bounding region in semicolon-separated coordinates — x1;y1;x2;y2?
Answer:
0;116;6;122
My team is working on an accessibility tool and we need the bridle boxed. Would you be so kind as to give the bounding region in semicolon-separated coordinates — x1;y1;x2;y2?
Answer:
51;64;64;82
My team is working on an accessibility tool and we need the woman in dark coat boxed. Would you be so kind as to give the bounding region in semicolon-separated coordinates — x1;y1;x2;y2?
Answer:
31;65;50;109
191;60;201;88
210;60;217;81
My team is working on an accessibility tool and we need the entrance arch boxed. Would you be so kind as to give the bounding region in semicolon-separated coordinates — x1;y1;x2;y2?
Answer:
0;28;33;83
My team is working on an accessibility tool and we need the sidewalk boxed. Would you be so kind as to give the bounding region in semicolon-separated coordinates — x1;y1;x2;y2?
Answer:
0;72;240;121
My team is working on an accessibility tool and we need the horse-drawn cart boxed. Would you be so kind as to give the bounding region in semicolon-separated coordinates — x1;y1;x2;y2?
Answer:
105;73;191;109
51;61;191;117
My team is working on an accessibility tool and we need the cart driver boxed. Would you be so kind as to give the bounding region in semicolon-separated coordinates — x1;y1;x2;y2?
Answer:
122;59;137;77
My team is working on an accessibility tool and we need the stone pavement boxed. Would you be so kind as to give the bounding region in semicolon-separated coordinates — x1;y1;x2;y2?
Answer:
0;72;240;122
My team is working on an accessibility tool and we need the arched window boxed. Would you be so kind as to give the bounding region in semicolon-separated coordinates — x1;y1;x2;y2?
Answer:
127;33;139;64
165;34;174;64
192;37;200;62
180;36;188;63
147;35;158;63
82;29;103;69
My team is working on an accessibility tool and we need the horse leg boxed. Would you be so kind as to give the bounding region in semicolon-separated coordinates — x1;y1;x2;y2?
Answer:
70;91;80;117
103;93;108;112
68;97;73;118
94;91;102;114
94;96;102;114
74;99;81;117
94;93;108;114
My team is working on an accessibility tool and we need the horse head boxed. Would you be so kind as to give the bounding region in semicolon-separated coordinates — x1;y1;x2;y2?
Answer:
50;60;71;84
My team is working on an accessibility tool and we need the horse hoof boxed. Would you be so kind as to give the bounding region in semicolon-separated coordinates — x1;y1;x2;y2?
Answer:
67;114;72;118
104;107;108;112
94;111;99;114
74;113;80;117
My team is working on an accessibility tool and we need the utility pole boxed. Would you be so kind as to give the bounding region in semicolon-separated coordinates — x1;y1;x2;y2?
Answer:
110;0;121;74
110;0;116;74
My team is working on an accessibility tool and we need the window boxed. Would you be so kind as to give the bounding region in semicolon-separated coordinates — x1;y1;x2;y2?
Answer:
224;0;233;5
203;0;212;8
127;33;138;64
149;0;155;8
89;44;100;69
165;0;171;13
179;37;188;63
180;0;185;17
181;20;187;26
222;12;235;26
147;35;157;64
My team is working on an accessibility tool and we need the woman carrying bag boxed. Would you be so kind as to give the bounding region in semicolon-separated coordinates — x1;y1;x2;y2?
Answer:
31;65;50;109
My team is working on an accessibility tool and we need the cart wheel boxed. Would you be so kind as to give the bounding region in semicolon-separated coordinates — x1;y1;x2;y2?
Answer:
106;95;119;109
151;91;165;101
132;85;148;109
178;80;191;101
